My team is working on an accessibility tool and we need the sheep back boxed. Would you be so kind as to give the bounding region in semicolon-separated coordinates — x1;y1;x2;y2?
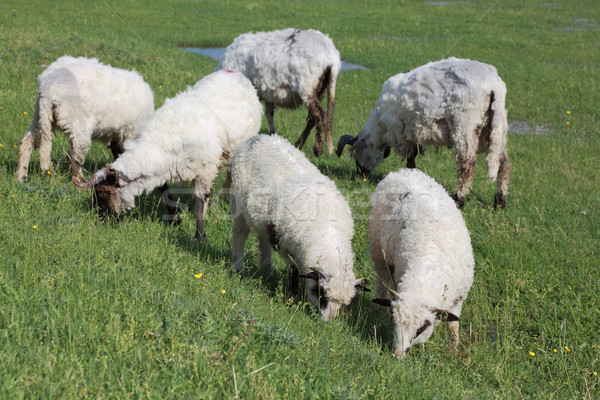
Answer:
218;28;341;108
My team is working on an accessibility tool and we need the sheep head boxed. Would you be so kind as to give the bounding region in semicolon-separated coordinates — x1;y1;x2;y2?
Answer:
300;266;368;322
336;134;391;176
372;290;459;359
73;164;127;219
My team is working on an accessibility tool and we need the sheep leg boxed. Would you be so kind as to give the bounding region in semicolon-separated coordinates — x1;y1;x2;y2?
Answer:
448;320;460;344
258;235;273;274
265;102;276;134
159;183;182;225
108;141;124;160
288;263;299;295
494;150;511;208
38;128;55;177
452;152;477;208
296;96;326;157
16;131;35;182
295;115;315;150
231;217;250;274
325;77;337;155
67;134;92;183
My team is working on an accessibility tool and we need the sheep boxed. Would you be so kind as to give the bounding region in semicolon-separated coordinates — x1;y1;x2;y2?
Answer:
217;28;341;157
336;57;511;208
16;55;154;183
73;70;263;240
368;168;474;359
229;134;367;321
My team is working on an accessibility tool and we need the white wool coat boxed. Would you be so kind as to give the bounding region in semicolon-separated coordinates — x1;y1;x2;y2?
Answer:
230;135;358;320
218;28;341;109
108;70;263;210
17;55;154;181
357;57;507;180
369;168;474;356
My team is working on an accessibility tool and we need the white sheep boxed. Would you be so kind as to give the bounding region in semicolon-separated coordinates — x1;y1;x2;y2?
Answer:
336;57;511;208
16;55;154;183
369;168;474;358
229;134;367;321
73;70;263;240
217;28;341;157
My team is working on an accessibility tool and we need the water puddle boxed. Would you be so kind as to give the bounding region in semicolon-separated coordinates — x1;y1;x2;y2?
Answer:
181;46;369;71
558;18;598;32
539;2;562;7
508;120;551;136
427;1;468;5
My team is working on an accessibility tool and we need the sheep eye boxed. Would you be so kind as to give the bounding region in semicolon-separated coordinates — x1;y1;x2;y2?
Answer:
415;320;431;338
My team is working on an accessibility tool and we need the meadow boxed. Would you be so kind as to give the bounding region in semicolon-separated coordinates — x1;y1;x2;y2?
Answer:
0;0;599;398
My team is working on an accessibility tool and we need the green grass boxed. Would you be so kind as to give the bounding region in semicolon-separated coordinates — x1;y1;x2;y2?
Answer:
1;0;599;398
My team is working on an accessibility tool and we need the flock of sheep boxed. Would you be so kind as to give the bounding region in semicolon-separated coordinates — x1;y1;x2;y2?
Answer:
16;28;511;359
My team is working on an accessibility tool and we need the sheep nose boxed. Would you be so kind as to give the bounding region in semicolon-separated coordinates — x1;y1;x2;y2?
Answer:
394;346;410;359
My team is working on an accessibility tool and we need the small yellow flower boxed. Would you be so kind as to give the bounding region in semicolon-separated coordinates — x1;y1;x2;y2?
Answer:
221;289;226;294
565;346;571;352
363;178;367;181
32;225;38;230
14;145;18;148
0;106;3;110
529;351;535;357
594;371;598;376
0;144;3;147
566;121;570;125
194;272;203;279
11;195;16;198
354;74;358;78
159;85;162;89
566;110;571;114
553;349;558;353
46;170;51;175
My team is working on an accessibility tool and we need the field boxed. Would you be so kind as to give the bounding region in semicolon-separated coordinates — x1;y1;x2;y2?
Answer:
1;0;599;398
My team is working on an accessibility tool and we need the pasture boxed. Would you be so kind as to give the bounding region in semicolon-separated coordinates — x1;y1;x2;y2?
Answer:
0;0;598;398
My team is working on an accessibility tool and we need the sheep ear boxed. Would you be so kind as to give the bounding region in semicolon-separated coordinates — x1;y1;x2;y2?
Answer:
299;266;320;281
429;308;460;322
388;288;403;301
372;298;393;307
354;278;370;292
72;169;105;189
382;145;391;159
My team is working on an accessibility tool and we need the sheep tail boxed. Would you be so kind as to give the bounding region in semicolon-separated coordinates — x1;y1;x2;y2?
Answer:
484;90;508;182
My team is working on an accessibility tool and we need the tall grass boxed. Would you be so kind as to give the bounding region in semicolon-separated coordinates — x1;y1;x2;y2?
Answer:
1;0;599;398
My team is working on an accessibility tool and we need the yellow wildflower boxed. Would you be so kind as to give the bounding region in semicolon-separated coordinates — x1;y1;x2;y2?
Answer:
11;195;16;198
194;272;203;279
47;170;51;175
0;144;3;147
32;225;38;230
566;121;570;125
529;351;535;357
363;178;367;182
565;346;571;352
23;111;28;115
566;110;571;114
553;349;558;353
594;371;598;377
221;290;226;294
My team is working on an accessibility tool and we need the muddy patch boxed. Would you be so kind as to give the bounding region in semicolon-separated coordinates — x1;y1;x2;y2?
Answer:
181;46;369;71
508;120;551;136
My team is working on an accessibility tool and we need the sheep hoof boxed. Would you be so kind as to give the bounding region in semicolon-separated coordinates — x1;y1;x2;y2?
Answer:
452;193;465;208
493;193;506;209
313;144;323;157
268;130;276;135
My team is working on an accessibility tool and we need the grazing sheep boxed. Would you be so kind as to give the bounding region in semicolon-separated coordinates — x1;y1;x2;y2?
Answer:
229;134;367;321
17;56;154;183
73;70;262;240
369;169;474;358
217;28;341;157
336;57;511;208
